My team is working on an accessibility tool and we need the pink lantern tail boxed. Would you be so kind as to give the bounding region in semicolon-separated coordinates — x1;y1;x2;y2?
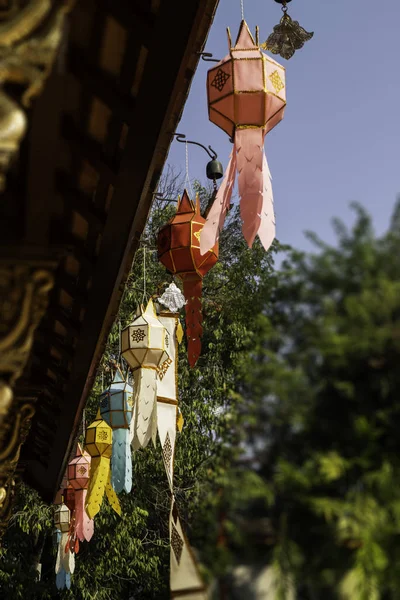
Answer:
75;489;94;542
236;128;265;248
257;152;276;252
200;145;237;255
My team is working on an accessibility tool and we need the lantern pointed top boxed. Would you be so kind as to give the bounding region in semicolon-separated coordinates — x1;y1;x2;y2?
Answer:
233;20;257;49
144;297;157;317
76;443;82;457
177;189;195;214
112;367;124;385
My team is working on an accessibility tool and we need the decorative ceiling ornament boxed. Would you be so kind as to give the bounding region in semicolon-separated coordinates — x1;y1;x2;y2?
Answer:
158;191;218;367
54;503;75;590
84;411;121;520
262;0;314;60
121;298;169;449
200;20;286;255
100;368;133;494
68;444;94;542
158;282;187;313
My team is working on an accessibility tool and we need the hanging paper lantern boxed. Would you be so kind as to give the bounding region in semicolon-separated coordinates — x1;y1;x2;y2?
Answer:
157;191;218;367
200;20;286;255
100;368;133;494
68;444;94;542
121;298;170;449
84;412;121;519
54;503;75;589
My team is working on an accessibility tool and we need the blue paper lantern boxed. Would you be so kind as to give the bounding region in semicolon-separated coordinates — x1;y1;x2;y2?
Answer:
100;368;133;494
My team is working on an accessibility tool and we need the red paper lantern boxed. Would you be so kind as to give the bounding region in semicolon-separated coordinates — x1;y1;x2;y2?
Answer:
63;486;76;513
158;190;218;366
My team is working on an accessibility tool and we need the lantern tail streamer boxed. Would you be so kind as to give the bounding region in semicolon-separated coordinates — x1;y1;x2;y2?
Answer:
133;368;157;449
111;427;132;493
170;497;209;598
257;152;276;252
105;471;122;515
183;279;203;367
56;568;71;590
200;146;237;255
56;531;75;574
75;489;94;542
235;128;266;249
85;456;109;520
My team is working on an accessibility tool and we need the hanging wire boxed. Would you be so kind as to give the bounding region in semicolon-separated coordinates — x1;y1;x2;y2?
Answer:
184;141;194;199
240;0;244;20
142;246;147;304
82;408;86;438
117;320;122;368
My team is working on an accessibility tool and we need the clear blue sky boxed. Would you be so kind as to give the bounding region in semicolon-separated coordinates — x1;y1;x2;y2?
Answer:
166;0;399;252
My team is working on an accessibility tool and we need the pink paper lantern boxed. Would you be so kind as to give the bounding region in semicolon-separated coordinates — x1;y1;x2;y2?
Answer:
201;20;286;254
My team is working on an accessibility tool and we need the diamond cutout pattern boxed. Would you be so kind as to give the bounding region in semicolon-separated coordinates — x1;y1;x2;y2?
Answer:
211;69;230;92
269;70;284;94
171;523;184;564
163;432;173;468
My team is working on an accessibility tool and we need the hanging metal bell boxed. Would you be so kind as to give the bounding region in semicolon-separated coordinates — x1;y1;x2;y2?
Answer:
206;159;223;181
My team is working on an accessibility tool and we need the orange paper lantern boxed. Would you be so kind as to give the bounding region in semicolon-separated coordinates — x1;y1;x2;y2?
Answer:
158;190;218;366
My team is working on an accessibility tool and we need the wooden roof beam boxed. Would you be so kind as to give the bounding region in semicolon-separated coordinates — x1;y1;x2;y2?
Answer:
68;46;135;126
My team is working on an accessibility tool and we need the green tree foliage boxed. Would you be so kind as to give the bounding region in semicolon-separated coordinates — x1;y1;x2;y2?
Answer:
224;201;400;599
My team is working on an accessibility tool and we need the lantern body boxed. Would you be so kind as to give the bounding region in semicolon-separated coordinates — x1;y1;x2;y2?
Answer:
68;444;91;490
158;191;218;284
54;504;70;533
100;369;133;429
201;21;286;254
207;20;286;138
85;417;112;458
121;299;169;371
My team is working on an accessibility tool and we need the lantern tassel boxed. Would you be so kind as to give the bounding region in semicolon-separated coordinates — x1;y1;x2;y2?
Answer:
200;145;237;255
85;456;110;520
236;128;265;248
56;568;71;590
257;152;276;252
56;531;75;575
75;489;94;542
105;470;122;515
132;368;157;449
183;279;203;367
111;428;132;494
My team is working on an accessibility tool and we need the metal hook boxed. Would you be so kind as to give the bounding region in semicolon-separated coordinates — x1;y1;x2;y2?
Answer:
198;51;220;63
173;133;218;161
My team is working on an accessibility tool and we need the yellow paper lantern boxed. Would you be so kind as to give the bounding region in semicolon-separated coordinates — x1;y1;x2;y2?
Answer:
84;412;121;519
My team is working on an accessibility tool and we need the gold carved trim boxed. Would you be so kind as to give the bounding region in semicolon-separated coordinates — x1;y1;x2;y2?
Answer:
0;264;54;536
0;0;76;190
0;266;54;383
